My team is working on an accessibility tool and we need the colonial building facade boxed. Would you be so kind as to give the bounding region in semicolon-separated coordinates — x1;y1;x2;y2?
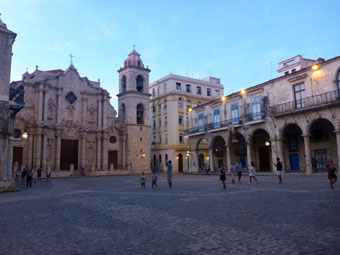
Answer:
186;56;340;174
12;49;151;177
149;75;223;173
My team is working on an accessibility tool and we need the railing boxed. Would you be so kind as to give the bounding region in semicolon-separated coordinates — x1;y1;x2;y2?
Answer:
269;90;340;115
184;112;266;135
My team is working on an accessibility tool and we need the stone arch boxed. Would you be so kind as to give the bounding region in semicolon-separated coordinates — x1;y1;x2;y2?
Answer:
136;75;143;92
282;123;304;171
229;132;247;168
308;117;336;136
212;135;226;169
251;128;272;171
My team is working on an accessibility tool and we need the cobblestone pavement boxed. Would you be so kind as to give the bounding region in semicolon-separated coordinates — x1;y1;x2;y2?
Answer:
0;174;339;255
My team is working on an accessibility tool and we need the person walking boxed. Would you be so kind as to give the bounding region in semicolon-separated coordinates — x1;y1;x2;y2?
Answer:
152;172;158;189
26;169;33;187
166;160;173;189
37;169;42;182
21;168;27;185
219;165;227;189
46;169;51;182
230;162;236;184
248;162;258;184
273;158;283;184
325;160;337;189
140;172;146;190
236;160;243;183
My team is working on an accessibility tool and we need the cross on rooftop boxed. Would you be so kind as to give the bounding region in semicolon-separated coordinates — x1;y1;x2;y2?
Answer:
133;44;136;50
69;53;75;65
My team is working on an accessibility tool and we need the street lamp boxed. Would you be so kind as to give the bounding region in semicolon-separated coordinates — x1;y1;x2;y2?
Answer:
312;65;319;70
186;150;190;171
241;89;246;95
221;96;227;102
265;141;270;146
22;131;28;140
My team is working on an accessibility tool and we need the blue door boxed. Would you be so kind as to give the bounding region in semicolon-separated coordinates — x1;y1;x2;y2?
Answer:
218;159;223;168
290;154;300;171
240;157;246;169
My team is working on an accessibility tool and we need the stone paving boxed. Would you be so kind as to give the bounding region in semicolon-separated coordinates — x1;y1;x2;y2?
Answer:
0;174;339;255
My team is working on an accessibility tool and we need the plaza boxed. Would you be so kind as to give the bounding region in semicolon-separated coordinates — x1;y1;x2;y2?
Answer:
0;174;339;255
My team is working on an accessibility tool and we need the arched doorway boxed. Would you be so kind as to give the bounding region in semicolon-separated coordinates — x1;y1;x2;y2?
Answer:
177;154;183;173
229;132;247;168
196;138;209;172
283;124;303;171
309;118;337;171
198;154;205;170
213;136;226;169
252;129;271;171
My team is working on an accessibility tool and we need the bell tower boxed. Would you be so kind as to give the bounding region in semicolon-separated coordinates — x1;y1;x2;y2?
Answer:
117;48;151;173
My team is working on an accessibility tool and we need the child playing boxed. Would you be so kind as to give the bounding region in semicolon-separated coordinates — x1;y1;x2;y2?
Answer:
152;172;158;189
140;172;146;190
248;161;259;184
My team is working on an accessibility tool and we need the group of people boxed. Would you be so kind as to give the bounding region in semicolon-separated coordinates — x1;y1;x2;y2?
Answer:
140;160;173;190
15;167;51;187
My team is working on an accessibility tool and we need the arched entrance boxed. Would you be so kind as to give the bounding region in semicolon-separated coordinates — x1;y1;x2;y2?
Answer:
196;138;209;172
283;124;303;171
252;129;271;171
177;154;183;173
229;132;247;168
309;118;337;171
213;136;226;169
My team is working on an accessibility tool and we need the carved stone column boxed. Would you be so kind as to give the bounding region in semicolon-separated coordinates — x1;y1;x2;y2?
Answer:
270;139;278;174
96;133;102;170
121;133;126;169
102;133;108;170
97;97;102;128
209;147;214;172
80;132;86;169
43;88;48;121
35;128;42;169
37;84;44;123
226;145;231;173
82;95;87;127
335;130;340;173
102;95;107;128
7;138;13;180
303;135;312;174
0;136;9;180
27;130;34;169
56;89;63;125
41;130;48;170
246;143;252;168
55;129;61;170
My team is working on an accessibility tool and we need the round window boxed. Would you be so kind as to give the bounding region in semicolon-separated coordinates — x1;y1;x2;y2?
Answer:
110;136;117;144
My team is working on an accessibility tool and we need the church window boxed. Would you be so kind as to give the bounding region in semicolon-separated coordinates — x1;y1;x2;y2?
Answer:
122;76;126;92
136;75;143;92
140;137;142;142
65;92;77;104
13;129;21;138
137;104;144;124
110;136;117;144
137;61;141;67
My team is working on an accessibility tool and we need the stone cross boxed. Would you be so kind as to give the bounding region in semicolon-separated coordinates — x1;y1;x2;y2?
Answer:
69;53;75;65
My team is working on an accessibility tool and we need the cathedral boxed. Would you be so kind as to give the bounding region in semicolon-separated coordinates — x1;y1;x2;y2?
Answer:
11;50;151;177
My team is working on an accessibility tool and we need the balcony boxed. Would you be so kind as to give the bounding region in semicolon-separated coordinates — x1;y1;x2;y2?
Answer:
184;112;266;135
269;90;340;116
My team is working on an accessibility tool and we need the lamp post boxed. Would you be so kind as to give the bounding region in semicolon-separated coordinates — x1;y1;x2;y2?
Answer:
186;150;190;171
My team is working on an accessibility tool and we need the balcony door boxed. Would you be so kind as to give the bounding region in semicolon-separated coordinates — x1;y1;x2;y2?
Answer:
294;83;306;109
213;108;221;128
251;96;262;120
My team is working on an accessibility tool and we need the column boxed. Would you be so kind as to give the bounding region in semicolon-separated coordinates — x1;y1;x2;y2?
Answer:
28;131;34;168
121;134;126;169
56;89;63;125
102;133;108;170
102;96;107;128
97;97;102;128
43;89;48;121
270;139;278;174
335;131;340;173
41;131;48;170
35;130;42;169
81;133;86;169
55;130;61;170
246;143;252;168
303;135;312;174
82;96;87;127
7;139;13;180
96;133;101;170
189;150;199;173
277;139;285;172
37;84;43;123
226;145;231;173
0;137;9;180
209;147;214;172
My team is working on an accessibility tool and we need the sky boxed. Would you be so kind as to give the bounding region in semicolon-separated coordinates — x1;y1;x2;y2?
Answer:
1;0;340;108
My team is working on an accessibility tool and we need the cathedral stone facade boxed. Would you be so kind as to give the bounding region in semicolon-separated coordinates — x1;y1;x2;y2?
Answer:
12;50;151;177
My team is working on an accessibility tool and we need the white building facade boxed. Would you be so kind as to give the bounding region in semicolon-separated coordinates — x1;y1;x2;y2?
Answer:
150;74;224;173
186;56;340;174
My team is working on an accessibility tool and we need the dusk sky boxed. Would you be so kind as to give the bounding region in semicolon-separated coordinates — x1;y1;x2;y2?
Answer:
1;0;340;108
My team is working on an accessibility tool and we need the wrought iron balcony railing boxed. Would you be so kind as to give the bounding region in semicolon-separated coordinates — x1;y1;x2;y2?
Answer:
184;112;266;135
269;90;340;115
